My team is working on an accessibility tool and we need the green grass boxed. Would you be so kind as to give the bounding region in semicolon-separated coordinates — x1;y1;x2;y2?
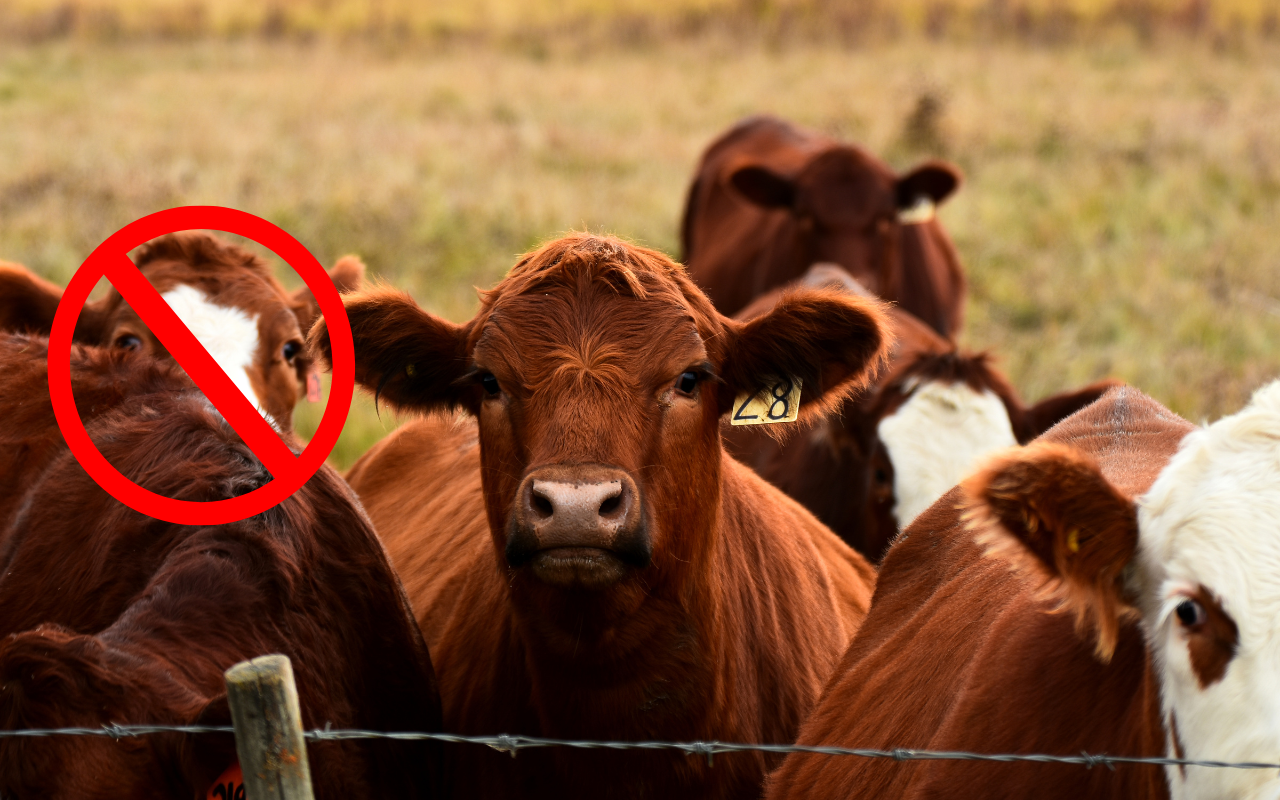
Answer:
3;32;1279;469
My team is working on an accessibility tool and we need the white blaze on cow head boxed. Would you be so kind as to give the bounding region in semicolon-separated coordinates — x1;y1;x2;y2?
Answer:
877;378;1017;529
157;283;266;422
964;381;1280;800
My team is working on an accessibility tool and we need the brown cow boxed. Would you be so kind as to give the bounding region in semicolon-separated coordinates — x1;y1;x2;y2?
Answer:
0;334;441;799
726;264;1118;561
681;115;966;337
310;233;886;799
0;231;364;430
764;387;1193;800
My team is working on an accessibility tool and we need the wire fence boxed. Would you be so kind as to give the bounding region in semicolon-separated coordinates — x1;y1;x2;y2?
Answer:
3;724;1278;771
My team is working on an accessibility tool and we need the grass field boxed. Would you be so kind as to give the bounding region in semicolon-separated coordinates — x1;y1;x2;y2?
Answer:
2;18;1279;469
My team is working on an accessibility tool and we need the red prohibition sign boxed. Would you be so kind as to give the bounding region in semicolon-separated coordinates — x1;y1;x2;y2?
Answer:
47;206;355;525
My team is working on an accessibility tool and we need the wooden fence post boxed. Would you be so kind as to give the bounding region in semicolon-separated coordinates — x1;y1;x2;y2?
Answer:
224;654;315;800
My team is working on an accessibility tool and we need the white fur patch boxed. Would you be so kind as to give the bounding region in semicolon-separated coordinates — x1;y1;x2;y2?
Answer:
160;284;268;422
1135;380;1280;799
878;381;1017;529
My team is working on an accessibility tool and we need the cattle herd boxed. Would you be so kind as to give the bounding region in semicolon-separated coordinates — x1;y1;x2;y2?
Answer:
0;114;1275;799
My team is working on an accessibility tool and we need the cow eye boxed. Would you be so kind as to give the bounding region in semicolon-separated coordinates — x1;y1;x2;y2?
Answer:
675;371;699;395
114;334;141;352
1176;598;1206;628
282;341;302;363
481;373;501;396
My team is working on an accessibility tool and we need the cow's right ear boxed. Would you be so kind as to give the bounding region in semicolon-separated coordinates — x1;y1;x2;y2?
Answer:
0;262;63;335
308;288;474;414
729;165;796;209
962;441;1139;662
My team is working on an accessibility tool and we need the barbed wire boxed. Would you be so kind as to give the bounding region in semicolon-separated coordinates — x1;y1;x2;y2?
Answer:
0;724;1277;771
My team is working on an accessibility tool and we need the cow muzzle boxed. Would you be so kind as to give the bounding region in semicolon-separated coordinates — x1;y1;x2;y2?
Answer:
507;464;650;589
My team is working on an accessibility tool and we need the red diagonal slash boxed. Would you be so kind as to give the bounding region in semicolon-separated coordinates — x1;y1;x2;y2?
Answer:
102;253;298;477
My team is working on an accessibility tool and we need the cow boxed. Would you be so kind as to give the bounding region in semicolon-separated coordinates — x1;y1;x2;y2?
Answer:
309;233;888;799
764;386;1201;800
681;115;966;337
725;263;1118;561
0;231;365;430
0;333;442;799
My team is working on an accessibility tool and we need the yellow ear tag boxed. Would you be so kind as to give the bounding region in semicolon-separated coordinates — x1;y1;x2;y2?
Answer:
731;375;802;426
1066;529;1081;554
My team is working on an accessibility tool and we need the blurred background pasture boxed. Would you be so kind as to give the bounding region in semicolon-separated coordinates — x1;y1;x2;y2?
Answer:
2;0;1278;468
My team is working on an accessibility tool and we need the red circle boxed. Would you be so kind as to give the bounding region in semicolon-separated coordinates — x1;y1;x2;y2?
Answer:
46;206;355;525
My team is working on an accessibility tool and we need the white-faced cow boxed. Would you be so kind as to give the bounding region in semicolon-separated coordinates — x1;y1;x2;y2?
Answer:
766;382;1280;799
0;231;364;430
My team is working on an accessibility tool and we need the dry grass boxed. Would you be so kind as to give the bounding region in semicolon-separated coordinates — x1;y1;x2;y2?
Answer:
2;26;1278;469
3;0;1280;43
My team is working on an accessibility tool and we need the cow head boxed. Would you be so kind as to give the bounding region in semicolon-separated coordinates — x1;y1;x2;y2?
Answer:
965;382;1280;799
313;234;887;645
728;147;963;334
0;232;364;430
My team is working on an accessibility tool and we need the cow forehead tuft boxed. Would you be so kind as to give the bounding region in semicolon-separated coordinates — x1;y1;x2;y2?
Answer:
484;233;697;308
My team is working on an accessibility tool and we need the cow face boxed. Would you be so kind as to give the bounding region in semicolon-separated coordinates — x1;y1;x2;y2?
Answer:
315;234;886;632
965;381;1280;799
729;149;960;295
0;233;364;431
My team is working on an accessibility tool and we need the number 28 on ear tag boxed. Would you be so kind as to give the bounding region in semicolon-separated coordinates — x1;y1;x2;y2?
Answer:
731;375;802;426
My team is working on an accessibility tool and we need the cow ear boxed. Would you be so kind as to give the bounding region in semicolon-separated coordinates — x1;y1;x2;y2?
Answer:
290;254;367;336
718;288;889;422
729;165;796;209
962;441;1139;662
0;262;64;335
896;161;962;209
1012;380;1123;442
308;287;475;414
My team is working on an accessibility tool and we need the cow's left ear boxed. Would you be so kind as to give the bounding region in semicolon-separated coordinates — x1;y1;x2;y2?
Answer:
896;161;962;209
718;288;889;421
290;255;367;336
962;441;1139;662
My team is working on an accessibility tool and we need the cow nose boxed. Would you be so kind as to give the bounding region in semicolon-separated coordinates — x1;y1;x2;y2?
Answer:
529;479;628;530
507;465;649;580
